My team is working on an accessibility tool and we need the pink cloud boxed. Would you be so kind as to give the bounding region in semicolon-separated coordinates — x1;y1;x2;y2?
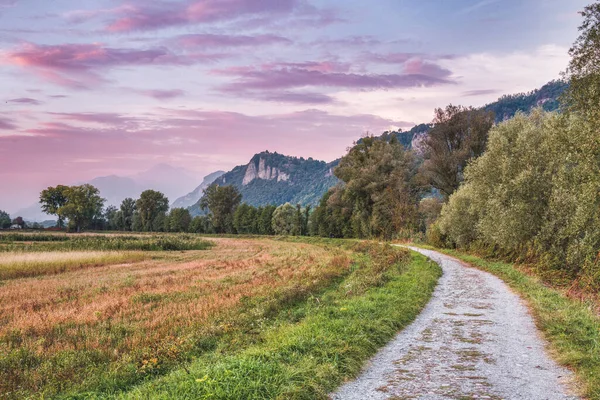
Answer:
175;33;291;48
462;89;499;96
1;42;223;88
0;117;17;130
104;0;302;32
255;91;335;104
137;89;186;100
7;97;43;105
215;61;454;93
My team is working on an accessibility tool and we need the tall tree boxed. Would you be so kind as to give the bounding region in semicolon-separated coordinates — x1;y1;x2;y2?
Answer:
169;208;192;232
58;184;105;232
199;185;242;234
233;203;258;234
39;185;69;228
564;1;600;123
136;190;169;232
419;105;495;198
0;210;10;229
120;198;136;231
104;205;120;230
272;203;300;235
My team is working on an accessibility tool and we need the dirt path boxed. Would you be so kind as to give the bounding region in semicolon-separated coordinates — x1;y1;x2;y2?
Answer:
332;246;578;400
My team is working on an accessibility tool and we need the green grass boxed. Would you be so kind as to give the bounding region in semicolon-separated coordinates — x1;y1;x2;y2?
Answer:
0;234;213;252
414;244;600;399
59;243;441;399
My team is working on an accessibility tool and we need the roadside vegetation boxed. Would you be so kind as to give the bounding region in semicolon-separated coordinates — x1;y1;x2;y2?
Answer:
0;235;440;399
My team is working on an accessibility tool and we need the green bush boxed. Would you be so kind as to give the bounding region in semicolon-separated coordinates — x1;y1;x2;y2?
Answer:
438;110;600;287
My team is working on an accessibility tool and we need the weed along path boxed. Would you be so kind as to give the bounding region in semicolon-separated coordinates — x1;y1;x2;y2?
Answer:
332;246;578;400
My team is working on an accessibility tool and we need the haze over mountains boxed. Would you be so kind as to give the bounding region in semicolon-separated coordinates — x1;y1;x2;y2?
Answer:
9;80;568;223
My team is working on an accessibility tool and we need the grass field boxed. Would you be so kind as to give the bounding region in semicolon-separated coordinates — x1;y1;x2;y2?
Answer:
411;244;600;399
0;233;441;399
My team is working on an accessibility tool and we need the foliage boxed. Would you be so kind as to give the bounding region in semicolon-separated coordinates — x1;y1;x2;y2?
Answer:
104;205;120;230
0;233;213;253
0;210;11;229
271;203;300;235
200;185;242;234
189;215;213;234
418;197;443;233
56;184;105;233
419;105;494;198
39;185;69;228
120;197;136;231
438;110;600;287
232;203;258;234
136;190;169;232
313;136;421;239
168;208;192;232
564;1;600;124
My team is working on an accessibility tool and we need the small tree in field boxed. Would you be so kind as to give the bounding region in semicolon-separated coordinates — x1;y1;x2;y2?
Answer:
272;203;300;236
40;185;69;228
136;190;169;232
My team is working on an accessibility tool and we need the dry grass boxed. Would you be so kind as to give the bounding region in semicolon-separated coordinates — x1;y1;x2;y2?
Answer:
0;237;352;398
0;251;147;280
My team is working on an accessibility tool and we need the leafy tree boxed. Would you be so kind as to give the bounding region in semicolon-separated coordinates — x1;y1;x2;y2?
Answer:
120;198;136;231
334;135;421;238
564;1;600;123
39;185;69;228
169;208;192;232
272;203;300;235
189;215;212;233
419;105;494;198
438;110;600;287
0;210;10;229
199;185;242;234
132;211;143;232
310;187;352;238
12;216;25;228
104;205;120;230
233;203;258;234
257;205;276;235
136;190;169;232
57;184;105;232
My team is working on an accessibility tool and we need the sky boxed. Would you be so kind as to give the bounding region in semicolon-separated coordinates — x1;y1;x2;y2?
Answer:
0;0;588;212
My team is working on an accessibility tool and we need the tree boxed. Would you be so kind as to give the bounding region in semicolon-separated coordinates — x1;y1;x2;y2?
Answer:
105;205;120;230
0;210;10;229
39;185;69;228
120;198;136;231
257;205;276;235
136;190;169;232
333;135;421;238
169;208;192;232
189;215;212;233
233;203;258;234
564;1;600;123
199;185;242;234
272;203;300;235
12;216;25;228
58;184;105;232
419;105;494;198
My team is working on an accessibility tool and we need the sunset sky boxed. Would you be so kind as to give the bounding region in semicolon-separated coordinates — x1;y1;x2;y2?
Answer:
0;0;587;212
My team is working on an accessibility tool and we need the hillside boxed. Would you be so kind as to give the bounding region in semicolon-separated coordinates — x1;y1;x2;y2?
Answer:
171;171;225;209
379;80;568;149
188;152;338;215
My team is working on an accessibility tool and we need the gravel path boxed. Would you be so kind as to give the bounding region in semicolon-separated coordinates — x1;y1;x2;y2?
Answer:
331;246;578;400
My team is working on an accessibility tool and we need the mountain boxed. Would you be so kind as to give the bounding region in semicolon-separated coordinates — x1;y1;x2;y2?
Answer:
13;164;198;222
133;164;197;202
171;170;225;209
188;151;338;216
378;80;568;150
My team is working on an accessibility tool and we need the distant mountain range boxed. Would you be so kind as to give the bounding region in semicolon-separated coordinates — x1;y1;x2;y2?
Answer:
13;164;201;222
188;152;339;216
171;171;225;209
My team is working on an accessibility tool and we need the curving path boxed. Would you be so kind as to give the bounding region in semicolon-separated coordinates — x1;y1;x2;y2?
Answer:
332;246;578;400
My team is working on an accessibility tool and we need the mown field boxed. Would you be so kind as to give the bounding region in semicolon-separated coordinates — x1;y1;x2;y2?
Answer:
0;232;441;399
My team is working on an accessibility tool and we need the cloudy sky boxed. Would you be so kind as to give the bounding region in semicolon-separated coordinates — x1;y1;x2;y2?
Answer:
0;0;588;211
